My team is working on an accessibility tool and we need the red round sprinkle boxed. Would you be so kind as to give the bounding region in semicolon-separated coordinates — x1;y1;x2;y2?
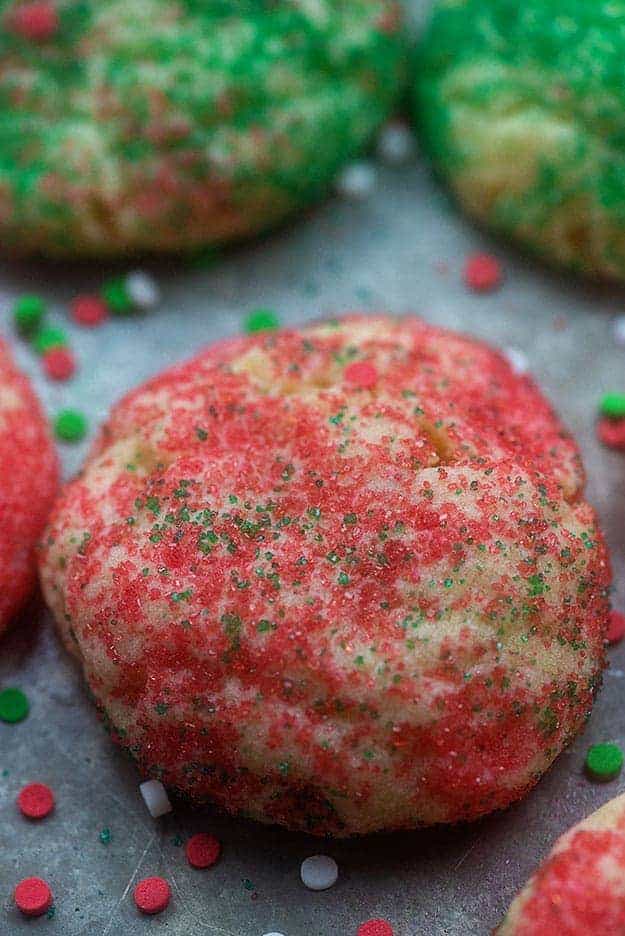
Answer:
608;610;625;645
14;877;53;917
43;346;76;382
357;921;394;936
185;833;221;869
597;416;625;450
71;294;108;328
133;876;171;915
17;782;55;819
344;361;378;390
9;1;58;41
464;253;503;293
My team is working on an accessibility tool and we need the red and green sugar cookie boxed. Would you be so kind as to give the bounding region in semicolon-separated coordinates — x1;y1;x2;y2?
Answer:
39;314;609;835
498;791;625;934
0;0;406;257
0;339;58;635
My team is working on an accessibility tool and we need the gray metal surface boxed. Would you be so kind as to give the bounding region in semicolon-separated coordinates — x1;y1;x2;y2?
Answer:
2;9;625;933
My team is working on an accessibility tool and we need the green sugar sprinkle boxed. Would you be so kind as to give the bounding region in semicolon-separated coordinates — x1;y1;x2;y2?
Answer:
33;325;68;355
102;278;133;315
600;393;625;419
244;308;280;334
13;295;45;335
54;409;88;443
99;827;112;845
0;687;29;723
585;742;624;781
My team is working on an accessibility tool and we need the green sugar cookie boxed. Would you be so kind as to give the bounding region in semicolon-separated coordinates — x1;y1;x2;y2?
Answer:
414;0;625;281
0;0;406;258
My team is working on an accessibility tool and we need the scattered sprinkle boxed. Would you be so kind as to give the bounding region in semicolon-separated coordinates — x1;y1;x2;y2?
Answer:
336;162;377;200
14;877;53;917
612;316;625;346
463;253;503;293
99;827;112;845
13;295;45;335
245;308;280;333
9;1;58;42
54;409;87;443
17;783;55;820
0;687;29;723
608;611;625;645
133;876;171;915
357;922;394;936
102;277;133;315
597;417;625;450
585;742;624;782
185;833;221;869
504;347;529;375
139;779;172;818
300;855;338;891
376;121;414;165
71;294;108;328
43;346;76;381
344;360;378;390
600;393;625;419
125;271;160;310
33;325;68;355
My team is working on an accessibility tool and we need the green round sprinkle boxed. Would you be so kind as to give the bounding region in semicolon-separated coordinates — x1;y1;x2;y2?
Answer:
99;827;112;845
585;742;624;781
54;409;88;443
0;687;29;723
13;295;45;336
244;308;280;333
101;277;133;315
600;393;625;419
33;325;68;355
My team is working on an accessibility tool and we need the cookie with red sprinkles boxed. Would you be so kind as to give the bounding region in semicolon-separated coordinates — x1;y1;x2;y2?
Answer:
0;339;58;635
498;792;625;934
39;315;610;835
0;0;406;257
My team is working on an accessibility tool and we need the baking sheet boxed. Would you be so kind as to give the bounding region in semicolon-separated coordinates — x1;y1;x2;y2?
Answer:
2;3;625;932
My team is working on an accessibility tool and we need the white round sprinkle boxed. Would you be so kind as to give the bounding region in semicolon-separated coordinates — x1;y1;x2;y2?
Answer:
377;121;415;165
300;854;338;891
504;346;529;374
335;162;377;201
139;779;172;818
125;271;160;309
613;315;625;346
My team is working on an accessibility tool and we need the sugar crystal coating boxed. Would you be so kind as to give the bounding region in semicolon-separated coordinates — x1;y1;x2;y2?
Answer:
0;339;58;634
39;315;610;835
498;792;625;934
415;0;625;281
0;0;406;257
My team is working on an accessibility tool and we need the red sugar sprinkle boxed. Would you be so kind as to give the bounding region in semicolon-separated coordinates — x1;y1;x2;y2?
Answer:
344;361;378;390
597;417;625;451
608;610;625;645
71;294;108;328
133;876;171;915
9;1;58;41
464;253;503;293
185;833;221;869
14;877;53;917
43;346;76;382
357;921;394;936
17;782;55;819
